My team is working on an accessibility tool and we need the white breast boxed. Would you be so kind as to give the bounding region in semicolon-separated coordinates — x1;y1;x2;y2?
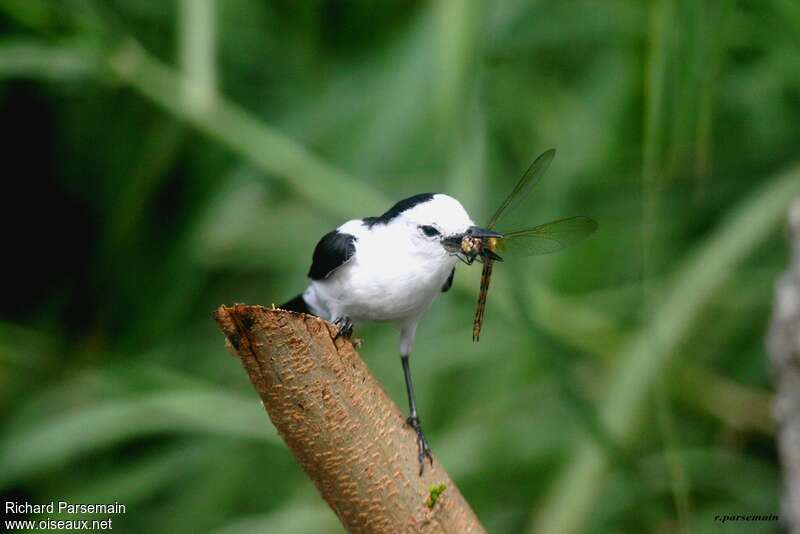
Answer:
304;220;457;325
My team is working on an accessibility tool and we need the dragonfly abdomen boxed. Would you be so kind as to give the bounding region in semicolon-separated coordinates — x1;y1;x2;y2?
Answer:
473;259;494;342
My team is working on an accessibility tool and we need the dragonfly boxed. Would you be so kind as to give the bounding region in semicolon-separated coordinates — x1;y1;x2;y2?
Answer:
443;149;598;341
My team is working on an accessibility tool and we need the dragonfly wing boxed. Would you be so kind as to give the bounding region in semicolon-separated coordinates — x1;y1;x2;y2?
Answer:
486;149;555;229
500;216;598;256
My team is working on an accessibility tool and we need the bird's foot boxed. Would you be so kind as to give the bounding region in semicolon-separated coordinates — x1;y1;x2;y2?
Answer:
333;316;354;339
405;415;433;475
351;337;364;349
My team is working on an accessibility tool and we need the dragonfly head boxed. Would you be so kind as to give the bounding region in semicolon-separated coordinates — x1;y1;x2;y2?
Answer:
443;226;505;264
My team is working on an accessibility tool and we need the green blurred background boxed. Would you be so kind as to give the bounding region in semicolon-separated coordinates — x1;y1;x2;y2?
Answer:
1;0;799;532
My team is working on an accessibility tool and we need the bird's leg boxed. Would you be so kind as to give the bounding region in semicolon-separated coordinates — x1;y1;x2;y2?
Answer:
333;316;354;339
401;353;433;475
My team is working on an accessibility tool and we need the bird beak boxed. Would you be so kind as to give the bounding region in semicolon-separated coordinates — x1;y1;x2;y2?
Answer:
466;226;503;238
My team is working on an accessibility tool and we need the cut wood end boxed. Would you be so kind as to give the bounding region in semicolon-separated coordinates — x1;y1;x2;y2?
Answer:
213;304;342;353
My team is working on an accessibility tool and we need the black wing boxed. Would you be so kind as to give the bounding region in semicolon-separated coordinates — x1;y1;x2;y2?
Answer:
441;267;455;292
308;230;357;280
500;216;597;256
487;149;555;229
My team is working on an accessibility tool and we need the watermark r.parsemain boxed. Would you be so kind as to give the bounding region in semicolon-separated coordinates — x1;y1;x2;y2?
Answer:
5;500;126;530
715;512;779;523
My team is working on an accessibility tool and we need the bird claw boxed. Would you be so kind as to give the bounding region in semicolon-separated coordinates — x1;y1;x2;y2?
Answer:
333;316;354;339
405;415;433;475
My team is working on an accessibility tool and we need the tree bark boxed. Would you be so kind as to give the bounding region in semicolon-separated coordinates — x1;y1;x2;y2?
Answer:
769;200;800;533
213;304;486;534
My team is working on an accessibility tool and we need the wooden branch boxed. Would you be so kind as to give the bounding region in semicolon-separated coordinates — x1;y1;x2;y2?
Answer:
213;304;486;534
769;200;800;532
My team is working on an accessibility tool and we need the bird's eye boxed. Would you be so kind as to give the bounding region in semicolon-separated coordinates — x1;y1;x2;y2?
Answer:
419;225;441;237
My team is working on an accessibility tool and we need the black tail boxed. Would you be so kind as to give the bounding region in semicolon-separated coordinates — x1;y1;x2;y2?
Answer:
280;294;312;314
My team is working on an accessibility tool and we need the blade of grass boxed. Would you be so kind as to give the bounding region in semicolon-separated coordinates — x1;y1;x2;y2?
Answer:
642;0;672;292
345;10;436;174
641;0;693;529
0;40;98;80
674;365;774;436
433;0;482;148
178;0;217;114
104;116;184;245
654;379;692;533
692;0;724;185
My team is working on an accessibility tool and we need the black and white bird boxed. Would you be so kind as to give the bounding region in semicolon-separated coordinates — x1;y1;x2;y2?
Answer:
281;192;497;474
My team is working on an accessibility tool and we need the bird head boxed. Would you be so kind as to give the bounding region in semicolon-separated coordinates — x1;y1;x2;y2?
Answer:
398;194;481;260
